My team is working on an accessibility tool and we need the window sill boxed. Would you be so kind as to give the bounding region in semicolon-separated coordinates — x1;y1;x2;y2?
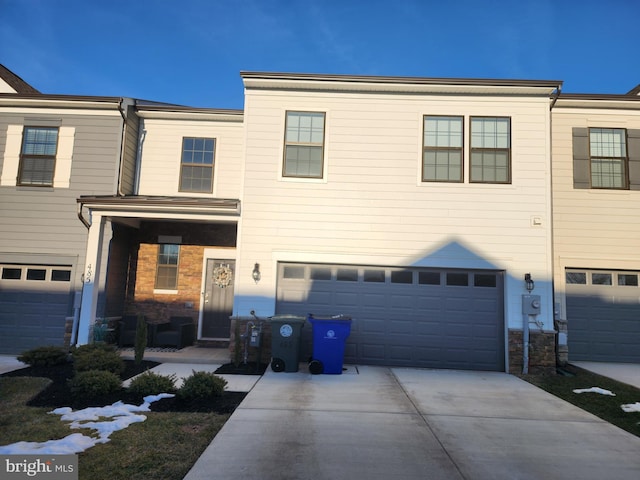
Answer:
153;289;178;295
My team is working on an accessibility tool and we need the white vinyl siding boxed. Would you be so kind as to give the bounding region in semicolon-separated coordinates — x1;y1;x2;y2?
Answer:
552;106;640;318
239;84;554;332
137;118;243;198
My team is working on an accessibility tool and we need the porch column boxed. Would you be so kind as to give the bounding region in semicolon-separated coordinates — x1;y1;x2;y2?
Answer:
77;213;106;345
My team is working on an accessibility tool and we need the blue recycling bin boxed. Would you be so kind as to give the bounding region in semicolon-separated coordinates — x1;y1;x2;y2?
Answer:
308;314;352;374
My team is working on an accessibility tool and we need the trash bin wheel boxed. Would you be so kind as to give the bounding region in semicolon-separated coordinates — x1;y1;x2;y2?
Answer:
271;358;286;372
308;359;323;375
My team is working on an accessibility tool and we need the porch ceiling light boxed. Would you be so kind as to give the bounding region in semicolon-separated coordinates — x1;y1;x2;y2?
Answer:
524;273;535;293
252;263;261;283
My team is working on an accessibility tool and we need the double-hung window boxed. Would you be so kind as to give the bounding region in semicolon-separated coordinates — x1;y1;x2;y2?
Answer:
180;137;215;193
155;244;180;290
423;116;463;182
589;128;627;189
470;117;511;183
283;111;325;178
18;127;59;186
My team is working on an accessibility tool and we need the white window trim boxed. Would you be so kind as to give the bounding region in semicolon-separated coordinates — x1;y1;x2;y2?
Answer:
0;124;75;188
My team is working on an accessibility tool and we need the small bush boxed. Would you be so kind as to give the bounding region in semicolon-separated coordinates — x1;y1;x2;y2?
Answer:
17;346;69;367
72;343;125;375
128;371;177;397
178;371;227;400
68;370;122;398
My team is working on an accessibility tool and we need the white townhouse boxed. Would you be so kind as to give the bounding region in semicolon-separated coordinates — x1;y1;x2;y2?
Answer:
552;87;640;364
234;72;562;373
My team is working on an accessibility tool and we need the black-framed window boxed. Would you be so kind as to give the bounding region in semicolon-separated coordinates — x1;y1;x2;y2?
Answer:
423;116;463;182
180;137;215;193
283;111;325;178
470;117;511;183
589;128;627;189
155;244;180;289
18;127;59;186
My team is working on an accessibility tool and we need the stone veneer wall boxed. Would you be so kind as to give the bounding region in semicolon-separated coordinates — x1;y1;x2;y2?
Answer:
508;329;556;375
229;317;273;365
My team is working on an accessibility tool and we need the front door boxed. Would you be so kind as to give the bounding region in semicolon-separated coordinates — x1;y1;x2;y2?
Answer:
202;259;235;339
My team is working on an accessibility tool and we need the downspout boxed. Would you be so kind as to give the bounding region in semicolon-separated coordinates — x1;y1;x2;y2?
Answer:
77;201;90;229
116;98;128;196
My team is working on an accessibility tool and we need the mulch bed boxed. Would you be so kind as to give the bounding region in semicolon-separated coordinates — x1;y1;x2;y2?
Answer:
1;361;246;414
214;362;268;375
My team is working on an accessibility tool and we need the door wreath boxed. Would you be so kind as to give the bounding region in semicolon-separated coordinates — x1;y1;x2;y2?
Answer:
213;263;233;288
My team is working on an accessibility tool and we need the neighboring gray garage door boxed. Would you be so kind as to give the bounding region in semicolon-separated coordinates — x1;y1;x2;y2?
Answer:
566;269;640;363
276;263;504;371
0;264;73;354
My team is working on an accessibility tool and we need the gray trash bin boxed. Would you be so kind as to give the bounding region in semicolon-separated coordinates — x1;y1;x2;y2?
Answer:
269;315;305;372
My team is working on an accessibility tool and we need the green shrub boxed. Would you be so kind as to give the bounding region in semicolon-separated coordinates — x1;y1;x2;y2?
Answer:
178;371;228;400
128;371;177;397
72;343;125;375
17;346;69;367
68;370;122;398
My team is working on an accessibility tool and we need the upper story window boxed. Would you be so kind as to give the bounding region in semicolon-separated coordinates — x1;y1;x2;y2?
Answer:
283;111;325;178
470;117;511;183
589;128;627;189
180;137;215;193
18;127;59;186
573;127;640;190
155;244;180;290
423;116;463;182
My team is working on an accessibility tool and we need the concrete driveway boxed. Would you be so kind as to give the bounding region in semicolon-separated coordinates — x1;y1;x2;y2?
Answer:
185;365;640;480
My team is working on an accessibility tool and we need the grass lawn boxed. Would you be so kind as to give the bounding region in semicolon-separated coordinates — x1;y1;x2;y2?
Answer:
0;376;230;480
522;364;640;438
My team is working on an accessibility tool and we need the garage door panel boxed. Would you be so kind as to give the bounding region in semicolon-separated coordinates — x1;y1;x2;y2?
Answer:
567;269;640;363
1;264;72;354
307;290;332;304
276;263;504;371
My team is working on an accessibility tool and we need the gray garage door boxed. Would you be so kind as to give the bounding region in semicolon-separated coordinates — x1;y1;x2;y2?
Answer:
0;264;73;354
566;269;640;363
276;263;505;371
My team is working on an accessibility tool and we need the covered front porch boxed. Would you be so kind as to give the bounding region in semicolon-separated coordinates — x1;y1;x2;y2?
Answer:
75;195;241;348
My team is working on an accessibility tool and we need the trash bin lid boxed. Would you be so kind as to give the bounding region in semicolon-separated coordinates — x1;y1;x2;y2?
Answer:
269;314;306;324
307;314;352;321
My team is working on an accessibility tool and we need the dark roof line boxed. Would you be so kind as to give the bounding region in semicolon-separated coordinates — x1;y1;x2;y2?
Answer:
240;71;563;89
0;64;40;94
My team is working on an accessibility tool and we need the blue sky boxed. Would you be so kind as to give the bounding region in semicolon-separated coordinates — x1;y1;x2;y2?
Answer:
1;0;639;109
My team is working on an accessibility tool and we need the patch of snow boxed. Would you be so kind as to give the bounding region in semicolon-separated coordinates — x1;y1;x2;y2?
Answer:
0;393;175;455
573;387;616;396
621;402;640;413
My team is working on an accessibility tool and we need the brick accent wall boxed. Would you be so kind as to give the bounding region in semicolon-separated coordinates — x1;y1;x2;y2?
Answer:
508;329;556;375
124;221;237;331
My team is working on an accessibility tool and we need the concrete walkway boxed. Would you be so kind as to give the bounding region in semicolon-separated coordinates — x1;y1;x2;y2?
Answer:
572;361;640;389
185;365;640;480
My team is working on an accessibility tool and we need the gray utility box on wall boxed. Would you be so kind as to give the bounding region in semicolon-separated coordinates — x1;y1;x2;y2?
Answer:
522;295;541;315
